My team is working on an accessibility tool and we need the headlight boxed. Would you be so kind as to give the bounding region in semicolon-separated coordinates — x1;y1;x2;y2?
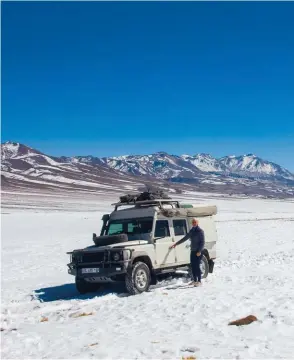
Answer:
71;253;82;263
112;252;120;261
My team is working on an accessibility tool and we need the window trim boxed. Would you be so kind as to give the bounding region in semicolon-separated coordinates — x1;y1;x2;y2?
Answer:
154;219;171;238
172;219;188;237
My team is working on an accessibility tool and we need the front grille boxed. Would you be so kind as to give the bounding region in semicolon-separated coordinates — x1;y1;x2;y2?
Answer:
81;251;105;263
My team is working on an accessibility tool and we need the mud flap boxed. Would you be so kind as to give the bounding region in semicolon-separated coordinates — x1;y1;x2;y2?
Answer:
208;259;214;273
150;272;158;285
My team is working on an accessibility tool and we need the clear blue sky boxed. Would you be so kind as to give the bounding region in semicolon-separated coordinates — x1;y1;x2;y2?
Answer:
2;1;294;170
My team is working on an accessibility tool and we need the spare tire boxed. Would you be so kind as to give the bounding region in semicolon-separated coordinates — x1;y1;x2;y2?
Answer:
93;233;128;247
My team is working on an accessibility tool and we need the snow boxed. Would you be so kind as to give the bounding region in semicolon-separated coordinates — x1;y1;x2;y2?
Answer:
1;142;20;160
1;195;294;359
2;191;80;198
181;154;221;172
15;154;61;167
2;171;96;190
40;175;117;189
1;171;129;192
165;157;179;167
241;155;253;168
36;164;83;174
201;179;225;185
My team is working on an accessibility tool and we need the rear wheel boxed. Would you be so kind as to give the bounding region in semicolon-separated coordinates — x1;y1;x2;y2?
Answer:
200;255;209;279
187;255;209;280
75;277;101;294
125;261;151;295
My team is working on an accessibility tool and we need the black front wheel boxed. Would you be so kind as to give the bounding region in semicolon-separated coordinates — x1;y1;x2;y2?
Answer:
125;261;151;295
75;277;101;294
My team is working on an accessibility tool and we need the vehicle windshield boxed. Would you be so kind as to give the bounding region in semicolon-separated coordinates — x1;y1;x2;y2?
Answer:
106;217;153;241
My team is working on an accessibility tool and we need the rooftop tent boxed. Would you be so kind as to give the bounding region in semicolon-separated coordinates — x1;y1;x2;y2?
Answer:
185;205;217;216
159;205;217;217
180;204;217;215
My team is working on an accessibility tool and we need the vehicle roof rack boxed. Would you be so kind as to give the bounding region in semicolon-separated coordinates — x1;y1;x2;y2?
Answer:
111;199;180;211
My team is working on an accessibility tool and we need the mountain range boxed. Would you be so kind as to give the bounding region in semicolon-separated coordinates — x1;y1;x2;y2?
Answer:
1;141;294;198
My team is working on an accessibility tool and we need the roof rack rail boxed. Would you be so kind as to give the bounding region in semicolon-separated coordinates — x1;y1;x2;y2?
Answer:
111;199;180;211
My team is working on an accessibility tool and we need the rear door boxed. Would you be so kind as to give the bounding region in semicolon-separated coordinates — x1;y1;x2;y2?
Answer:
154;219;176;266
172;219;190;264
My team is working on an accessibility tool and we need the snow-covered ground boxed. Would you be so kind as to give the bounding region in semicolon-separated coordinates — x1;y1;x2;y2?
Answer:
1;194;294;359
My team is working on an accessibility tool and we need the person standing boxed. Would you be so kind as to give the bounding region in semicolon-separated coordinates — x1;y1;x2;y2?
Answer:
170;218;205;286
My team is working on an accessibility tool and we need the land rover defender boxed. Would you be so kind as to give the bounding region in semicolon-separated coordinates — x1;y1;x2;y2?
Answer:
67;193;217;295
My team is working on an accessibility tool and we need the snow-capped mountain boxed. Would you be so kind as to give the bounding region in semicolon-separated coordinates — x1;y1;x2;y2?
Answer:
218;154;294;180
1;141;294;197
1;142;172;194
1;142;42;160
181;153;226;173
100;152;202;179
103;152;294;182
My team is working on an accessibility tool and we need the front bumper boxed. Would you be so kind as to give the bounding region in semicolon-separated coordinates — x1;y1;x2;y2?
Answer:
67;248;132;279
67;262;128;278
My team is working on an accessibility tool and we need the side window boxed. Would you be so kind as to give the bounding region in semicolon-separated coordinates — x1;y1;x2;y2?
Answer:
173;219;187;236
108;223;123;235
127;223;134;233
155;220;170;238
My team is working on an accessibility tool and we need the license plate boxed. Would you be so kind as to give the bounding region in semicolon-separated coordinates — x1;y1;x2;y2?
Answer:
81;268;100;274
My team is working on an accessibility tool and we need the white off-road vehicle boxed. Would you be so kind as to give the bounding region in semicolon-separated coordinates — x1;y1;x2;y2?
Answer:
67;194;217;295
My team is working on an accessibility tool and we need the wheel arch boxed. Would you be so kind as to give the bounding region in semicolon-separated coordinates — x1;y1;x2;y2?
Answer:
202;248;215;274
131;252;153;271
130;252;156;285
202;248;210;260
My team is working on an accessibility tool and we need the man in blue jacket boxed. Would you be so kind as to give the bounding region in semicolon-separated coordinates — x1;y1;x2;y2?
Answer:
170;218;205;286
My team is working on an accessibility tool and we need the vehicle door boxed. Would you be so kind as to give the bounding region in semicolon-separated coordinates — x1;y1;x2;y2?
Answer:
154;219;176;266
171;219;190;264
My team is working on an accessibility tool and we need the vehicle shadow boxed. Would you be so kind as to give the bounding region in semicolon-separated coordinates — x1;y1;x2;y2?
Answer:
34;283;127;303
34;273;189;303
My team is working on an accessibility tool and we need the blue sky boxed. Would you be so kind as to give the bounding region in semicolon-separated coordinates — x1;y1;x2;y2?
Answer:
2;2;294;170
